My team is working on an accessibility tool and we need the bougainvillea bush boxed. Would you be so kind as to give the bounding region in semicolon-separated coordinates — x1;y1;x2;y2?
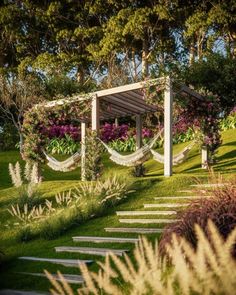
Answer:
22;99;91;161
180;95;222;163
42;125;81;141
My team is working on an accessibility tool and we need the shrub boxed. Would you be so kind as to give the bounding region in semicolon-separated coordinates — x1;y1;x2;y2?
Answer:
46;222;236;295
42;125;81;140
84;131;103;181
159;177;236;257
220;109;236;131
15;184;43;210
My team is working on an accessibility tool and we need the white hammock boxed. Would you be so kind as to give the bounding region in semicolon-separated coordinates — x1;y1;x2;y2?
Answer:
99;130;163;167
43;150;81;172
150;141;196;166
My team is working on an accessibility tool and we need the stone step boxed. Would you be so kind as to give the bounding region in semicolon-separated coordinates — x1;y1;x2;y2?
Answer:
105;227;164;234
72;236;139;244
19;272;84;284
119;218;178;224
116;210;177;216
55;246;128;257
0;290;48;295
144;203;187;208
18;257;93;267
191;183;225;188
153;196;200;200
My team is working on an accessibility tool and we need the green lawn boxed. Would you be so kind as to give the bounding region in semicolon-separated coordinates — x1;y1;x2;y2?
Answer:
0;129;235;293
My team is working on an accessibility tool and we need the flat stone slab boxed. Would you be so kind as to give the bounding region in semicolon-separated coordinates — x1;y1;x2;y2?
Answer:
116;210;177;216
144;203;187;208
191;183;225;187
18;257;93;267
55;246;128;257
0;291;48;295
105;227;163;234
119;218;178;224
154;196;200;200
72;236;139;243
19;272;84;284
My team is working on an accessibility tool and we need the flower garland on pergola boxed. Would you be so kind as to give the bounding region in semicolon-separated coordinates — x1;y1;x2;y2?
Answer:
22;99;91;162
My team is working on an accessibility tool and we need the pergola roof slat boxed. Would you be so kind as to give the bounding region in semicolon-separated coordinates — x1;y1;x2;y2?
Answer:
102;96;141;115
106;94;148;113
113;92;157;112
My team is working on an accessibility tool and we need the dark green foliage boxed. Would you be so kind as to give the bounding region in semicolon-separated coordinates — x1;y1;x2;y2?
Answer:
0;123;19;151
84;131;103;181
183;54;236;113
14;185;43;211
17;226;35;242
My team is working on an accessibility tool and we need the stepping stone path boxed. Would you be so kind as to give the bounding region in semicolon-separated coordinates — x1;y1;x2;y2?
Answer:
15;184;211;293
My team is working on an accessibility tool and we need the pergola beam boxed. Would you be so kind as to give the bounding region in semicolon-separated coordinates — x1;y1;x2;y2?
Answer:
95;78;164;98
180;85;203;100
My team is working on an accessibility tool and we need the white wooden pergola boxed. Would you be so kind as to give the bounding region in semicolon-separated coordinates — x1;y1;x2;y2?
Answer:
43;76;204;179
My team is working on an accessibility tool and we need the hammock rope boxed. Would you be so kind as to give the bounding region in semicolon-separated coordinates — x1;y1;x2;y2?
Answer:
150;140;196;165
99;129;164;167
43;150;81;172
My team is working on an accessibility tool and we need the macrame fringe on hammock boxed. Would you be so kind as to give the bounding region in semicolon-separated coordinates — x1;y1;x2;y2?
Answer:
43;150;81;172
150;141;196;165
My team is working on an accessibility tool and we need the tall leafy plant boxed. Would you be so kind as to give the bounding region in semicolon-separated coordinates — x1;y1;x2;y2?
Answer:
84;130;103;181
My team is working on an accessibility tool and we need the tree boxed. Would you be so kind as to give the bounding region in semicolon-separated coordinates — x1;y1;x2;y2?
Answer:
0;73;44;153
183;53;236;114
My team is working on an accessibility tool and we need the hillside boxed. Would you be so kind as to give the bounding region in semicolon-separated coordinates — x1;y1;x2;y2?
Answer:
0;129;235;293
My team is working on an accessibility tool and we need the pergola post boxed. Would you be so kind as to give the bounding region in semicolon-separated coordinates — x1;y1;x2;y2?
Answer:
91;94;100;132
201;146;208;169
136;114;142;149
81;121;86;181
164;76;173;177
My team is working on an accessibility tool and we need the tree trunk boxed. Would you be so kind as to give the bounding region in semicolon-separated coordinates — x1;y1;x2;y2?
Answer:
19;132;24;154
142;38;149;77
77;68;85;85
189;40;195;65
132;49;138;81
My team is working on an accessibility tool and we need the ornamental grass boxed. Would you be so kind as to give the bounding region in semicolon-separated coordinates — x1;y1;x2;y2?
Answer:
46;221;236;295
159;175;236;257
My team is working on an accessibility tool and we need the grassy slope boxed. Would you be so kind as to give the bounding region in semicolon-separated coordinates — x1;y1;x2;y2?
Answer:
0;129;235;292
